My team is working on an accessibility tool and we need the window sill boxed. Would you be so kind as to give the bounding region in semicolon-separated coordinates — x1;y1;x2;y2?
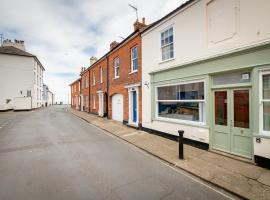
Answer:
158;57;175;64
154;117;208;129
129;70;138;75
113;77;119;80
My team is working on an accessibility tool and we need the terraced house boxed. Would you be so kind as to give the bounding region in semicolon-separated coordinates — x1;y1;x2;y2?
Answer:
141;0;270;166
71;18;146;126
89;56;108;117
107;19;146;127
70;78;81;110
80;67;90;112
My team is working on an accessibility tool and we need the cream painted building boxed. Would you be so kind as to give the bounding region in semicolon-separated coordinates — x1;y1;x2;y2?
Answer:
141;0;270;166
0;39;45;110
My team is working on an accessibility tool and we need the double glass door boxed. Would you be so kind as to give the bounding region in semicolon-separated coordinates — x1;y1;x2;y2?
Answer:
213;88;252;158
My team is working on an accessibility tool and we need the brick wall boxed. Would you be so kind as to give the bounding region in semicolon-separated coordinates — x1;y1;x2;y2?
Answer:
108;33;142;123
81;69;90;112
89;57;108;115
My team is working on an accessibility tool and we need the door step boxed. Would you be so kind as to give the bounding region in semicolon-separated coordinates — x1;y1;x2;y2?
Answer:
210;149;255;165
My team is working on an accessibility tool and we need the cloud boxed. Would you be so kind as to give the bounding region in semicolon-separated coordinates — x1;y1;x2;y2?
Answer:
0;0;187;103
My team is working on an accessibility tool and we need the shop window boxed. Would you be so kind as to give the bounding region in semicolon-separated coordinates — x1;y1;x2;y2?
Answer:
261;72;270;132
156;81;205;123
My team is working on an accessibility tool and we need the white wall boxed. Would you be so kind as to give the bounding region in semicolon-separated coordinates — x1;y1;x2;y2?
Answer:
141;0;270;142
0;54;34;110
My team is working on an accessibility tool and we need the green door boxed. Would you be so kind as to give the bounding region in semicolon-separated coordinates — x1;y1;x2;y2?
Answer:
213;88;252;159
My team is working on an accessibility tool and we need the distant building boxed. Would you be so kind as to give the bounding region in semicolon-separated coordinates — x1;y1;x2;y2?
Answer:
42;84;55;106
70;78;81;110
0;39;45;110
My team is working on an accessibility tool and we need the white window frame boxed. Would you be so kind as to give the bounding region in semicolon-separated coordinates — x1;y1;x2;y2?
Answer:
93;71;96;85
155;79;206;126
93;95;96;109
131;46;138;73
100;67;103;83
259;69;270;135
160;26;174;62
114;57;120;79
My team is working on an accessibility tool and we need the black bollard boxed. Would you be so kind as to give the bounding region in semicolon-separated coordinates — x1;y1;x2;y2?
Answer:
178;130;184;159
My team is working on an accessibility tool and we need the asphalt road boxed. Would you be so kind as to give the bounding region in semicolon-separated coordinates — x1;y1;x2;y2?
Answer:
0;106;239;200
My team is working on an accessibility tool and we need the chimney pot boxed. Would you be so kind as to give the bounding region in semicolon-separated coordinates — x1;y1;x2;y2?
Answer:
110;41;119;50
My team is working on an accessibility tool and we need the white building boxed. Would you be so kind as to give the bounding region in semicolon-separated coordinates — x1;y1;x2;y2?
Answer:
0;39;45;110
141;0;270;166
43;84;55;106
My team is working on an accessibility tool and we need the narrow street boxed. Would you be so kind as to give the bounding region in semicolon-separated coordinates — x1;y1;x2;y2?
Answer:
0;106;238;200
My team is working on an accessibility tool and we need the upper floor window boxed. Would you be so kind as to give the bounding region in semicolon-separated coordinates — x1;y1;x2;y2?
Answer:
114;57;120;78
161;27;174;61
131;46;138;72
260;70;270;134
100;67;103;83
86;76;89;88
81;79;84;89
93;72;96;85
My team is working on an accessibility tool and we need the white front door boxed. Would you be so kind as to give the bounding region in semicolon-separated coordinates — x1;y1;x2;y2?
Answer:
112;94;123;122
98;92;104;117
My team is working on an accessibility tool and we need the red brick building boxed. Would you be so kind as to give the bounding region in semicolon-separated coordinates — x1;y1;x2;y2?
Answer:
80;67;90;112
107;19;146;127
70;18;146;127
89;56;108;117
70;78;81;110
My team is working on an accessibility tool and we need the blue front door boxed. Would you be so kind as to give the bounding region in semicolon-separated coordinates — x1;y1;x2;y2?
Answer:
132;91;137;123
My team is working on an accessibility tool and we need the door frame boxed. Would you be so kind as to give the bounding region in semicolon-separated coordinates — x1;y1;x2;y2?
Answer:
97;91;104;117
211;87;253;159
126;85;139;126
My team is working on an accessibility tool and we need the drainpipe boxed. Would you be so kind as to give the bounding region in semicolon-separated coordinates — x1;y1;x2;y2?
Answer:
106;55;109;119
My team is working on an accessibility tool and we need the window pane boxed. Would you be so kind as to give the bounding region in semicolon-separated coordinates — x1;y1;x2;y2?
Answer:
263;102;270;131
215;91;227;126
234;90;249;128
179;82;204;100
263;74;270;99
158;102;202;122
158;85;178;100
133;59;138;71
169;44;174;58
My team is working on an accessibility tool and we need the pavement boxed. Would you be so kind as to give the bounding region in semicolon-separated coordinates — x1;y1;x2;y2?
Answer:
68;107;270;200
0;106;238;200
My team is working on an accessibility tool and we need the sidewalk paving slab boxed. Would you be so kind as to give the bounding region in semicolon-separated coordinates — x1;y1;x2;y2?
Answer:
68;108;270;200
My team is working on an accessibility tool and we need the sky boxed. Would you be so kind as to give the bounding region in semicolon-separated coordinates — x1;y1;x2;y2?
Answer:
0;0;187;103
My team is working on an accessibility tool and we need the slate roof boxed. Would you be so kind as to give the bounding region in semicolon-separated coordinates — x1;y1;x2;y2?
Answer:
0;46;34;57
0;46;45;70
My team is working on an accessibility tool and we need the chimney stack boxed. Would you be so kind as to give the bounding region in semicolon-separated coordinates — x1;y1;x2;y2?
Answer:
90;56;97;65
110;41;119;50
133;17;146;31
3;39;26;51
